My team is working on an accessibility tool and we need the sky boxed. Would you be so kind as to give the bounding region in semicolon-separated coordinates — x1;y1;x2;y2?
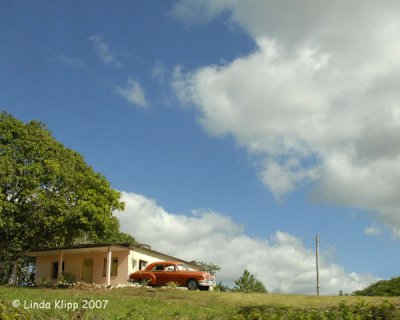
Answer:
1;0;400;294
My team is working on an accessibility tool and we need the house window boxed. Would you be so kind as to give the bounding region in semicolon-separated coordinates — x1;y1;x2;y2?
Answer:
103;258;118;276
51;261;65;279
139;260;148;270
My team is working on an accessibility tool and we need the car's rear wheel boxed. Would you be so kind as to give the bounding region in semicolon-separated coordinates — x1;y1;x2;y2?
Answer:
187;279;199;290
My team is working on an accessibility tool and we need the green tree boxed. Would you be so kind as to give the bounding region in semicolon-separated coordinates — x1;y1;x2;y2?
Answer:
0;113;127;283
194;261;221;275
72;216;135;245
99;216;136;244
234;269;268;293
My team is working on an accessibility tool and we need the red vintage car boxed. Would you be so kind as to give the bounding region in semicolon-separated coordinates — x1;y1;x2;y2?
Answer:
129;261;216;290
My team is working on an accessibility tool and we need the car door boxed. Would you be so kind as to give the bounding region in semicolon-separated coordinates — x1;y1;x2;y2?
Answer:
162;264;178;285
151;263;166;285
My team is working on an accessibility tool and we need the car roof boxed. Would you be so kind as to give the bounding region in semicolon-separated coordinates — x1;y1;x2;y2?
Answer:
147;261;183;267
151;261;182;265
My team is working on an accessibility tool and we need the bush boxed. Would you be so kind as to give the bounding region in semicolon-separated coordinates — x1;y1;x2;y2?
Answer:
36;278;68;288
60;272;76;284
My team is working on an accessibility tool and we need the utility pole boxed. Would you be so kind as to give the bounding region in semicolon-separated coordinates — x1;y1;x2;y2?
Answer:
316;234;320;296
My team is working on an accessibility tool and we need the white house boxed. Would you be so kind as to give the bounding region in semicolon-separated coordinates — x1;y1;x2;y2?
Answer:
27;243;198;285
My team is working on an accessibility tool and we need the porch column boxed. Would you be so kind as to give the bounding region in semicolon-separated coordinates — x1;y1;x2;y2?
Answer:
106;247;112;286
57;250;63;280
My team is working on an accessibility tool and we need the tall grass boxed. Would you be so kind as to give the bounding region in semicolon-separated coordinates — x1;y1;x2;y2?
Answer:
1;286;399;319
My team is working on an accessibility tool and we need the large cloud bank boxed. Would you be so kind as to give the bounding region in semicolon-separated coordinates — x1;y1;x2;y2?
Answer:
115;192;376;294
172;0;400;236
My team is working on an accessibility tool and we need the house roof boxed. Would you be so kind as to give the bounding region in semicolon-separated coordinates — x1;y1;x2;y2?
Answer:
26;243;199;269
25;243;131;256
26;243;131;253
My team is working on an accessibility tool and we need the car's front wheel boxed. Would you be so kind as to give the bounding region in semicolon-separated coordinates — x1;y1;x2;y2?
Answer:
199;285;209;291
187;279;199;290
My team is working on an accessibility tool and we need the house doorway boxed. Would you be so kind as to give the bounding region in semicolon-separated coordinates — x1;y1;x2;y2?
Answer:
51;261;64;279
81;259;93;283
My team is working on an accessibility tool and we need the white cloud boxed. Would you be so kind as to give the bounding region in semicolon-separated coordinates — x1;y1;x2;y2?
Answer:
171;0;232;26
364;226;382;237
116;77;148;109
48;54;85;71
172;1;400;236
152;61;167;86
115;191;377;294
89;34;122;68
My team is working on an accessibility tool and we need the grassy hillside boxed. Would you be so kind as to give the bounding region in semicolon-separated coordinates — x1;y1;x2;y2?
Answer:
1;286;399;319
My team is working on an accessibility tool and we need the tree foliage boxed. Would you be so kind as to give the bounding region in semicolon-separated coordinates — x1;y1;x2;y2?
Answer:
234;269;268;293
194;261;221;275
353;276;400;296
0;113;129;283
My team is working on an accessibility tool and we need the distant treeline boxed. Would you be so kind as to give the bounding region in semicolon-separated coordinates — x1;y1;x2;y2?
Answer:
353;276;400;296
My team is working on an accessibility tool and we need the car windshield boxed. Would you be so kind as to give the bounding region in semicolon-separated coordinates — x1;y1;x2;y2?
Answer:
176;264;189;271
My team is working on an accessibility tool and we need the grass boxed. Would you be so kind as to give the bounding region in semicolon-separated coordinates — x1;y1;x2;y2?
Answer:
1;286;399;319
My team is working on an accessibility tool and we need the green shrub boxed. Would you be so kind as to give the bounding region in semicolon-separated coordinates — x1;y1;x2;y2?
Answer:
60;272;76;284
36;276;75;288
36;277;54;287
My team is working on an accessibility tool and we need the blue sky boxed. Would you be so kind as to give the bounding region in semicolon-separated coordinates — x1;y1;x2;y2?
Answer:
2;1;400;293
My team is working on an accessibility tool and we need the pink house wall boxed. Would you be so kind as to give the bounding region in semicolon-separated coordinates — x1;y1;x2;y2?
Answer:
35;250;130;285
